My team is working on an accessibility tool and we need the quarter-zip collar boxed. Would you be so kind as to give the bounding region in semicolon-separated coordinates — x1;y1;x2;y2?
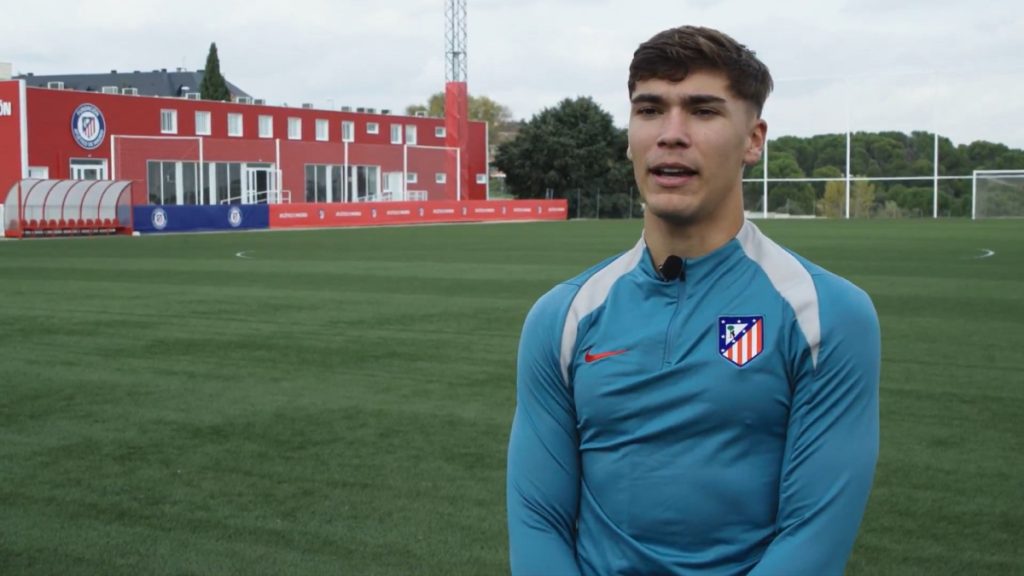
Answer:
637;220;754;284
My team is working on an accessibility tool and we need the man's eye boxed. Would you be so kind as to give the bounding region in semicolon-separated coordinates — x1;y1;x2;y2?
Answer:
635;106;659;116
694;108;718;117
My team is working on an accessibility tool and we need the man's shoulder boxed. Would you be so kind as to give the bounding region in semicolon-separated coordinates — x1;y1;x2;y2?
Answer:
524;244;644;334
788;251;876;317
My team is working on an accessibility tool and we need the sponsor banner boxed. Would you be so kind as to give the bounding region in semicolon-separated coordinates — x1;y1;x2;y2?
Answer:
133;204;269;233
269;200;568;229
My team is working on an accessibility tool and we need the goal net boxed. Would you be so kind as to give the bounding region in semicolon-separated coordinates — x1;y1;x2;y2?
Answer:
973;170;1024;219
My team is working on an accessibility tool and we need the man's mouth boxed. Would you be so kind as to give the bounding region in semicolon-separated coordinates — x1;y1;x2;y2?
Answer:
650;164;698;178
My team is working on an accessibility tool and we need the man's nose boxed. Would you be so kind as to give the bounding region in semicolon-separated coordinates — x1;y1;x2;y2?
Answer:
657;109;691;148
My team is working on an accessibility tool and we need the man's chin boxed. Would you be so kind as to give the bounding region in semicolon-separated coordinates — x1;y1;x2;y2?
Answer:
644;202;701;227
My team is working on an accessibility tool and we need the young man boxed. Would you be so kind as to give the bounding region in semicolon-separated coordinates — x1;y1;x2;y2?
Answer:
507;26;880;575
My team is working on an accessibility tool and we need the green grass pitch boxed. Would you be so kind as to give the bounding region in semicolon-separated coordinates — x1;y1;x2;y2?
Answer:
1;219;1021;575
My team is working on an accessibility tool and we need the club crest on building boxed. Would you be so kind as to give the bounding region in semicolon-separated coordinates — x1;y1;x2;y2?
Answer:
71;103;106;150
719;316;764;367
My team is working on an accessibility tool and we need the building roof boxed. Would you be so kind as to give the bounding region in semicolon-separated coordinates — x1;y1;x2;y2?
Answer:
14;69;251;99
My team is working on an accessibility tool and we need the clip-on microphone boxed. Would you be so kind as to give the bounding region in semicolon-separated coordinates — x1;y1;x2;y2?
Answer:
658;255;685;281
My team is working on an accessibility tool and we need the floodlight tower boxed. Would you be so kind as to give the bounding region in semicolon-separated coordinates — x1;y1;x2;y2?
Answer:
444;0;471;201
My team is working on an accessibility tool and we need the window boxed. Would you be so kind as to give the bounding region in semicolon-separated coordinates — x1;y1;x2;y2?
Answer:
288;117;302;140
227;113;243;137
304;164;379;203
435;126;446;138
366;122;379;135
435;173;447;184
146;161;199;205
195;111;211;136
341;121;354;142
316;119;329;141
390;124;402;144
258;115;273;138
476;173;488;184
405;125;417;145
407;172;418;184
161;109;177;134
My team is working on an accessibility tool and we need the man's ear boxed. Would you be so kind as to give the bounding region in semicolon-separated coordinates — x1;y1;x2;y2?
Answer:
744;119;767;166
626;146;633;161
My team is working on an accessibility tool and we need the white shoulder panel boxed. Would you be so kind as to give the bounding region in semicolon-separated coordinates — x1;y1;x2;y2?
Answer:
736;221;821;368
560;238;646;385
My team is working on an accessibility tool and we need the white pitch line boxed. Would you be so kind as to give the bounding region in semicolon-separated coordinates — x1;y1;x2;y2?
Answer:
236;251;255;259
974;249;995;259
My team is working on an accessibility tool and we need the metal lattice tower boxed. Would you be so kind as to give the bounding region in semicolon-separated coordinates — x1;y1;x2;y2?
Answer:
445;0;467;82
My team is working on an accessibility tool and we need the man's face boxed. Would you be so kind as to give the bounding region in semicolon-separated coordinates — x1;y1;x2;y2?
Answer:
627;70;766;227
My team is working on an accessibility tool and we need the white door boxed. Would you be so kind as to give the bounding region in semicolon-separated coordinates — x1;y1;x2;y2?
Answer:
244;165;276;204
70;159;108;180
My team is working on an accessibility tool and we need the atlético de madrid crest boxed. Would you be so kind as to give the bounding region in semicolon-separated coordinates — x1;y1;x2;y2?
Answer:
719;316;764;367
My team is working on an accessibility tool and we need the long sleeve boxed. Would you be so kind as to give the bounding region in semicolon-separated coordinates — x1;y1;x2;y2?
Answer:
749;280;881;576
507;284;582;576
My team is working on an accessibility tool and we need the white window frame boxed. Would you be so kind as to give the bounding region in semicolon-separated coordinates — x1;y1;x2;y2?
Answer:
342;121;354;142
70;158;108;180
476;173;488;184
316;119;329;142
195;111;211;136
435;173;447;184
435;126;446;138
405;125;417;146
258;115;273;138
288;117;302;140
390;124;402;144
407;172;418;184
227;113;243;137
161;109;178;134
366;122;379;135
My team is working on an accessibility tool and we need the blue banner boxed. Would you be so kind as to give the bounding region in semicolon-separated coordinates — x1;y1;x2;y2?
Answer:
132;205;269;233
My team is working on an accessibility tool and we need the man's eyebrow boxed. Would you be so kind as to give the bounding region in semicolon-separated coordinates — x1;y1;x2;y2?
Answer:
630;93;666;106
682;94;727;107
630;93;727;106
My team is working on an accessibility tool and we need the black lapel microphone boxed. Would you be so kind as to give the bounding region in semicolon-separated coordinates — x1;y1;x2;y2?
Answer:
658;255;685;281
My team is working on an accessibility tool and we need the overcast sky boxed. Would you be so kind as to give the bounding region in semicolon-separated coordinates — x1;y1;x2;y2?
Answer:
6;0;1023;148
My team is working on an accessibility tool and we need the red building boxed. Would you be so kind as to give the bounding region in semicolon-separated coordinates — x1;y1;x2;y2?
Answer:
0;79;490;209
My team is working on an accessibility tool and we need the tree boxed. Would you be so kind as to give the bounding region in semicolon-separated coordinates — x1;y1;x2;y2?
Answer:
405;92;514;141
818;180;846;219
494;97;632;217
851;179;876;218
748;153;815;215
200;43;230;101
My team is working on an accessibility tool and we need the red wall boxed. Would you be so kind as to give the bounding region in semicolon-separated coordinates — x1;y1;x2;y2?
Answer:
269;199;568;228
0;81;25;193
19;87;490;202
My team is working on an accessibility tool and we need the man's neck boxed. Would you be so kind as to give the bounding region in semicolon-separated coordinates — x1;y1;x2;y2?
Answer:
643;209;744;266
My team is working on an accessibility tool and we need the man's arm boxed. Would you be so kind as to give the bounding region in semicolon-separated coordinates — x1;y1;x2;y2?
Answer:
750;280;881;576
507;284;582;576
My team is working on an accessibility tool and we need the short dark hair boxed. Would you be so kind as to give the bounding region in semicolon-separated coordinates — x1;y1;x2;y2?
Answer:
628;26;773;116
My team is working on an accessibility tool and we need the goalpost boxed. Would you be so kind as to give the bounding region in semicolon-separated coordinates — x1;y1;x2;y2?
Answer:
972;169;1024;219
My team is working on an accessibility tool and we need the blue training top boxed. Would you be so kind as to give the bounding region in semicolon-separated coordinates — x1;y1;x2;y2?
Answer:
507;220;880;576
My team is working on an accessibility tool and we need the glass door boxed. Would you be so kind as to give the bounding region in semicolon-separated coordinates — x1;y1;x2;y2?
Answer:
70;159;108;180
243;164;276;204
